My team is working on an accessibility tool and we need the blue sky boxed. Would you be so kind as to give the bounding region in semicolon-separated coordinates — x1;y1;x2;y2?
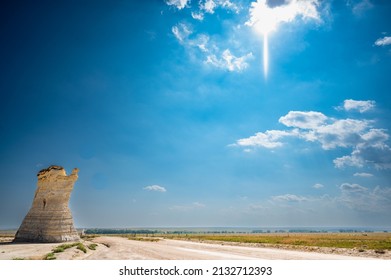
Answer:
1;0;391;229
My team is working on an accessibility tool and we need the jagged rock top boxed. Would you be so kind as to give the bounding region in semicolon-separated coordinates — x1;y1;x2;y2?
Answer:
37;165;79;181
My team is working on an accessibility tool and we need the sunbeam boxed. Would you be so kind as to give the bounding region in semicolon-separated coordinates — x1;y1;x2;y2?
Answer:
263;33;269;78
246;0;322;79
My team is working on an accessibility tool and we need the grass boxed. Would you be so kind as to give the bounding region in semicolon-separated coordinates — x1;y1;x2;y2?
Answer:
82;234;100;241
88;243;98;250
127;236;160;242
44;252;56;260
52;243;78;253
161;233;391;250
43;242;89;260
12;257;25;260
76;243;87;253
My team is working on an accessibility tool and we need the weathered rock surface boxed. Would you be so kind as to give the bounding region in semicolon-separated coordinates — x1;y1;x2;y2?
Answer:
14;165;80;243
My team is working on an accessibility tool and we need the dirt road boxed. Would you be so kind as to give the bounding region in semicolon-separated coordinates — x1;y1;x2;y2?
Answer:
82;236;377;260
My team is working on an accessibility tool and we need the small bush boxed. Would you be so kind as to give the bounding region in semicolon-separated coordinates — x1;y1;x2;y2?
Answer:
44;253;56;260
76;243;87;253
88;243;98;250
52;247;65;253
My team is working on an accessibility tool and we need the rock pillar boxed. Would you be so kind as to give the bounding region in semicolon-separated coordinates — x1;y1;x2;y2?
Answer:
14;165;80;243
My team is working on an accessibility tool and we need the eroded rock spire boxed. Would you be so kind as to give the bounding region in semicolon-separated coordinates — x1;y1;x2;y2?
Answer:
14;165;80;243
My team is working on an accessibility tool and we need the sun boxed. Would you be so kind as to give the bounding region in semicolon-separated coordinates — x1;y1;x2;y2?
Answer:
246;0;322;79
247;1;281;79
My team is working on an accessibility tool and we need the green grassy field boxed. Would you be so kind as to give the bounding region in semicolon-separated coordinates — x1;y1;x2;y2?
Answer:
159;233;391;250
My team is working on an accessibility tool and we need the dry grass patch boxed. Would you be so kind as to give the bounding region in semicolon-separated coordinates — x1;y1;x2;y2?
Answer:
163;233;391;250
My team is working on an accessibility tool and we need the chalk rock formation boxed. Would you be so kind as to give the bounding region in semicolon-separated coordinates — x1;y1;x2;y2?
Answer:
14;166;80;243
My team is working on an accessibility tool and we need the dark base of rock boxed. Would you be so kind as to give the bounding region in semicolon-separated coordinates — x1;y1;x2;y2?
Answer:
13;235;80;243
14;228;80;243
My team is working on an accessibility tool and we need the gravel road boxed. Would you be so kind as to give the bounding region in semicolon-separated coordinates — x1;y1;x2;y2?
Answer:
82;236;377;260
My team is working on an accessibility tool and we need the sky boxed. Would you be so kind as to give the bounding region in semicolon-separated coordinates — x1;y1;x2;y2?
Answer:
1;0;391;229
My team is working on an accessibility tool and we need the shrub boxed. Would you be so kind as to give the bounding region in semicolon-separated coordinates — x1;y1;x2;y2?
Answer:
44;253;56;260
88;243;98;250
76;243;87;253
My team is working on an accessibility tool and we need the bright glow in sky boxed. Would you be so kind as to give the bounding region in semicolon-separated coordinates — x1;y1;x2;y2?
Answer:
246;0;321;77
1;0;391;229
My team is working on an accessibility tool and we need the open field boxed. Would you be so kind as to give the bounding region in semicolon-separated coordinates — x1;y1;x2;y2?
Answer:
159;232;391;251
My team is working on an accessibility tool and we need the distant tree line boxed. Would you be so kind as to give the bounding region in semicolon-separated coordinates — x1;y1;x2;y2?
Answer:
84;229;160;235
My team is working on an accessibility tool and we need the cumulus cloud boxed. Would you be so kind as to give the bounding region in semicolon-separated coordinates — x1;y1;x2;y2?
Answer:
205;50;253;72
339;183;391;212
312;183;324;189
235;129;297;149
279;111;327;129
143;185;167;192
375;36;391;47
246;0;322;34
342;99;375;112
334;129;391;169
233;100;391;170
166;0;189;10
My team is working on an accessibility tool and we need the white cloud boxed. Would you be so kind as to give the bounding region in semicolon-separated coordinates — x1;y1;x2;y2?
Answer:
312;183;324;189
201;0;217;14
279;111;327;129
171;23;251;73
233;101;391;170
354;172;373;177
310;119;370;150
235;129;296;148
166;0;190;10
333;153;364;168
191;11;204;20
199;0;240;15
334;129;391;169
343;99;376;112
143;185;167;192
205;49;253;72
339;183;391;212
340;183;367;192
220;0;240;13
272;194;309;202
271;183;391;213
375;36;391;47
172;23;193;43
246;0;322;34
